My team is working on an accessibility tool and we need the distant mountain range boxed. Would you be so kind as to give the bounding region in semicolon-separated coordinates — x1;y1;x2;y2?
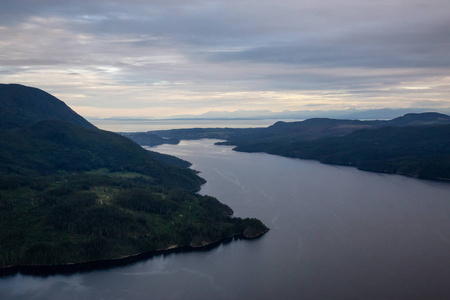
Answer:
168;108;450;120
90;107;450;122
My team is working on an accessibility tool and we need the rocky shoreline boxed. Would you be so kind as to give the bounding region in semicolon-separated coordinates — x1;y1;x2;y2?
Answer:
0;230;268;277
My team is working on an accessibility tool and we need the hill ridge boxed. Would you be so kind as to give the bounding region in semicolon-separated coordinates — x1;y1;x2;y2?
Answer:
0;83;95;129
0;84;268;271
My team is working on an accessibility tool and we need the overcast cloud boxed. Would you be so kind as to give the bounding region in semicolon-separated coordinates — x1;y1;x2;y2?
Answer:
1;0;449;117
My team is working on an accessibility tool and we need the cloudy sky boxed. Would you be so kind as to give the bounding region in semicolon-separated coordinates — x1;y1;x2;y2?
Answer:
1;0;450;118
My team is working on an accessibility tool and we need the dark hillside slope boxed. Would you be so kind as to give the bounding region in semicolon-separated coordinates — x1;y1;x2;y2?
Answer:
219;113;450;149
0;84;268;271
130;112;450;181
0;120;201;190
235;124;450;180
220;118;378;148
0;84;94;129
387;112;450;126
130;112;450;150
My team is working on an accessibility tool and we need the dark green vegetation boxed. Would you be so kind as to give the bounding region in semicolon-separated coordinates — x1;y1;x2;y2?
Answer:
128;112;450;181
0;84;268;269
120;132;179;147
121;127;252;146
0;84;94;129
231;124;450;180
0;171;265;267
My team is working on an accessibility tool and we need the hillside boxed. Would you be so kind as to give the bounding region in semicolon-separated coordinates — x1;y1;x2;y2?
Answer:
0;85;268;272
128;113;450;181
217;113;450;149
125;112;450;149
0;84;95;129
232;124;450;180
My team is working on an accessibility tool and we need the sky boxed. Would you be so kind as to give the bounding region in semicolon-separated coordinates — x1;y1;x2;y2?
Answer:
1;0;450;118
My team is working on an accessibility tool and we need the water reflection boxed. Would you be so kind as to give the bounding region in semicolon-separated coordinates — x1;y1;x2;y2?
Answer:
1;139;450;300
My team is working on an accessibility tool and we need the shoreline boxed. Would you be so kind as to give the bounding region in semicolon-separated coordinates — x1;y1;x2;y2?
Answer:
227;146;450;183
0;230;268;277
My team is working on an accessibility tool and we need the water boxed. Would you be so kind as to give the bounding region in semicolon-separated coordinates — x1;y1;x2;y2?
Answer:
1;139;450;299
89;119;294;132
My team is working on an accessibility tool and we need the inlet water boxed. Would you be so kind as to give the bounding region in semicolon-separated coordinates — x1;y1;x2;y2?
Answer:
1;139;449;300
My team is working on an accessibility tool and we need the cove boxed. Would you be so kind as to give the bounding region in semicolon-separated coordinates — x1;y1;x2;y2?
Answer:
1;139;449;300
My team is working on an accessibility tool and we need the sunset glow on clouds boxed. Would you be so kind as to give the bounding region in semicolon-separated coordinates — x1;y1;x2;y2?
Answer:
1;0;449;118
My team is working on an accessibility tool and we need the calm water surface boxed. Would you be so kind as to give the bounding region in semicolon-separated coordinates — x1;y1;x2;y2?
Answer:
89;119;292;132
1;139;450;300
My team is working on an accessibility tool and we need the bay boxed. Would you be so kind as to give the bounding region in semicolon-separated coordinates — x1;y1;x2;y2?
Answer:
1;139;449;300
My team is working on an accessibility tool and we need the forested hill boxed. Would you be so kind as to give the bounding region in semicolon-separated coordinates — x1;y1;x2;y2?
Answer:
124;112;450;147
0;84;268;272
126;112;450;181
0;84;95;129
230;124;450;181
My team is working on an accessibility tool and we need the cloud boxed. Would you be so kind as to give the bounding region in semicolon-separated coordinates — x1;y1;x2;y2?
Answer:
1;0;449;117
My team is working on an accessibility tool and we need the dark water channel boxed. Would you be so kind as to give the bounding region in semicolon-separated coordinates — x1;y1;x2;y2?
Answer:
1;139;449;299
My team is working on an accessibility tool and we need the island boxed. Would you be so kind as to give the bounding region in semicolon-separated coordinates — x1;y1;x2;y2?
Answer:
0;84;268;276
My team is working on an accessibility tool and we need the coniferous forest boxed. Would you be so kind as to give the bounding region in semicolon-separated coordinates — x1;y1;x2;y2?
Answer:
0;84;268;270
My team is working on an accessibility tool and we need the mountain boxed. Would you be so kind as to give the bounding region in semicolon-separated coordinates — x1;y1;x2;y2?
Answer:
164;108;450;121
0;85;267;272
128;112;450;181
268;124;450;180
169;110;273;119
0;120;202;191
132;112;450;147
0;84;94;129
387;112;450;126
221;114;450;180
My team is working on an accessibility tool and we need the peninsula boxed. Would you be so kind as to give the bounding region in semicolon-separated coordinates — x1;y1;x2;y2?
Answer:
0;84;268;274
